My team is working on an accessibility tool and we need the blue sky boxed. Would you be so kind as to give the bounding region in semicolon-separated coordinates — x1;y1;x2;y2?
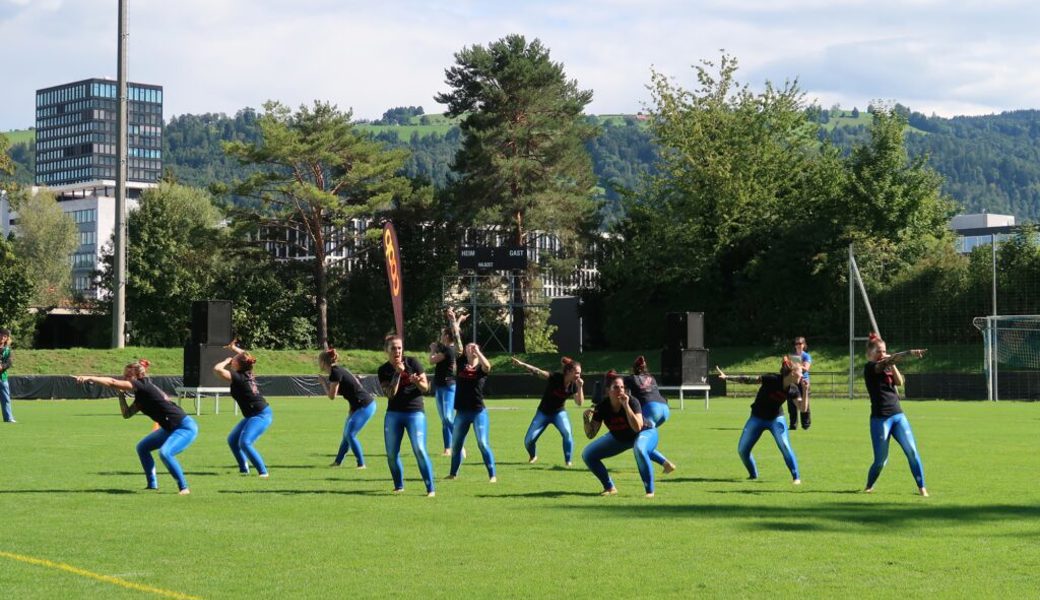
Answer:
2;0;1038;130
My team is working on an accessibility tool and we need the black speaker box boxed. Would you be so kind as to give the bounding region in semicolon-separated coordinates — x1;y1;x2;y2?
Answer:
183;343;233;388
191;300;233;345
664;311;704;350
660;348;709;386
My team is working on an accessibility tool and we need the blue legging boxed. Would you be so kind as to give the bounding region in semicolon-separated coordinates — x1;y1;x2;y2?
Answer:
136;416;198;491
867;413;926;489
384;410;435;493
227;405;273;475
581;428;659;493
336;401;377;466
737;414;799;480
524;409;574;463
434;384;456;450
450;409;496;478
642;401;671;466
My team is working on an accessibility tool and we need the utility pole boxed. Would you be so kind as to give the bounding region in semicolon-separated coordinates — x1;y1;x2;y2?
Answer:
112;0;128;347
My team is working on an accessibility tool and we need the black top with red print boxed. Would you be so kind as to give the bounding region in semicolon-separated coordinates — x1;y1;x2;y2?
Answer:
378;356;426;413
229;370;269;417
593;396;652;443
433;344;457;388
864;361;903;418
330;365;374;411
750;374;801;420
536;372;579;414
454;355;488;412
131;378;187;432
625;374;667;406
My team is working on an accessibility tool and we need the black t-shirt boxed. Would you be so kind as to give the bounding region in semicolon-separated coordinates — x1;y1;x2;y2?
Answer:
749;374;801;420
454;355;488;412
131;378;186;432
229;370;269;417
330;365;374;411
625;374;667;406
593;396;651;443
536;372;579;414
864;361;903;418
433;344;457;387
378;356;426;413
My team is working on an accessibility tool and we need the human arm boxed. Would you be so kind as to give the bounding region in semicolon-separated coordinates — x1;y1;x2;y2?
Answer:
117;391;140;418
75;375;134;392
212;357;234;383
510;356;549;379
582;409;602;439
472;344;492;373
714;366;760;385
874;349;926;371
620;392;644;432
573;373;585;407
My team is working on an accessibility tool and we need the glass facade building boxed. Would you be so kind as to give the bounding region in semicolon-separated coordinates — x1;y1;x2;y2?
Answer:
35;78;163;186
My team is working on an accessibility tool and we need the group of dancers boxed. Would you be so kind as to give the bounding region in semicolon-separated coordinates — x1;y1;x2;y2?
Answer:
72;313;929;498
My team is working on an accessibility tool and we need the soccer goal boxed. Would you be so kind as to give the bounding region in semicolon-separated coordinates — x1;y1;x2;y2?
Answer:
973;315;1040;401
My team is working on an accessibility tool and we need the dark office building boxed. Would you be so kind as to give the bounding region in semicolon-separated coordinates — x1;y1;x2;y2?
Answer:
35;78;163;187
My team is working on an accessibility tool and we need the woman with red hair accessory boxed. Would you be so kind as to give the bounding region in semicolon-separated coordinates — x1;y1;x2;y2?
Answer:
214;339;273;478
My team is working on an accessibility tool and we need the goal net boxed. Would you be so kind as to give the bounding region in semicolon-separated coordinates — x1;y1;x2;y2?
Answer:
973;315;1040;400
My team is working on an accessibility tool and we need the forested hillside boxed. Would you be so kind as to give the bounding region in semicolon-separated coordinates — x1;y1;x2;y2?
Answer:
4;106;1040;220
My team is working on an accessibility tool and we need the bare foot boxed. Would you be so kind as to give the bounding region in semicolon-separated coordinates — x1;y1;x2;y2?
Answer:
442;449;452;457
863;487;874;493
178;488;191;496
600;488;618;496
426;491;436;498
259;473;269;479
645;492;655;498
663;461;677;474
792;479;801;485
919;487;929;497
489;476;497;483
528;455;538;464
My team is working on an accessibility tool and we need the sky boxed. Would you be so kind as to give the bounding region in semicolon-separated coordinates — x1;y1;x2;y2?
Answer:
2;0;1039;131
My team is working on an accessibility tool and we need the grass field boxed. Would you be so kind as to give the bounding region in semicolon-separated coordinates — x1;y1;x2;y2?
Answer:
1;395;1037;598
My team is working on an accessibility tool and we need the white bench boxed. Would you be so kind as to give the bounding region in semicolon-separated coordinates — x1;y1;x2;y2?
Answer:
657;384;711;410
174;386;233;416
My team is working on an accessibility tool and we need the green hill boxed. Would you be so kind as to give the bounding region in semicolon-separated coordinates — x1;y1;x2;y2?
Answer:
1;128;33;145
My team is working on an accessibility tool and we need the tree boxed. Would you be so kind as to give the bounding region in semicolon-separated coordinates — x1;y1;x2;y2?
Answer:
223;100;425;349
0;235;34;336
8;188;78;307
436;34;600;350
0;132;14;181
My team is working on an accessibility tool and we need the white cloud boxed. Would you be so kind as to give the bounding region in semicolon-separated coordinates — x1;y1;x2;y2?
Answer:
3;1;1040;129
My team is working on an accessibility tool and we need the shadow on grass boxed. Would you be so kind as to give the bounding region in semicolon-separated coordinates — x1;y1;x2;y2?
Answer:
97;470;221;477
660;476;745;484
555;500;1040;533
0;488;138;495
218;488;387;496
475;490;591;499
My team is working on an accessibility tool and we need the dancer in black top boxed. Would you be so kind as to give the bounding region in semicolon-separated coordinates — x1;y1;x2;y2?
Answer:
319;347;377;469
513;355;584;466
214;340;272;477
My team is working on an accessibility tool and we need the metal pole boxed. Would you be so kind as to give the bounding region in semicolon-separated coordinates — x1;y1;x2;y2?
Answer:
991;235;999;401
849;245;855;399
112;0;128;348
850;252;880;336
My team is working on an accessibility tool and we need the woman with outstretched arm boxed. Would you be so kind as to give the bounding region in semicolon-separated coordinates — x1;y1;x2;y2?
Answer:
75;359;198;494
512;355;584;466
213;340;273;478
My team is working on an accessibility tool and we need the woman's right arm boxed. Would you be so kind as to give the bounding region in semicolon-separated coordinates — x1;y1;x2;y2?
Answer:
582;409;601;439
212;357;233;383
510;357;549;379
117;392;139;419
75;375;133;391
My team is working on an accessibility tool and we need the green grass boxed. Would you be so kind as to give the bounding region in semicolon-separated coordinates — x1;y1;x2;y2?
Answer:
1;128;34;145
13;344;984;377
1;396;1037;598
